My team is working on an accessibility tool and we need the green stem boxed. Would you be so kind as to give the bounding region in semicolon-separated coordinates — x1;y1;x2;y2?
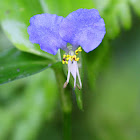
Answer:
52;62;72;140
63;112;71;140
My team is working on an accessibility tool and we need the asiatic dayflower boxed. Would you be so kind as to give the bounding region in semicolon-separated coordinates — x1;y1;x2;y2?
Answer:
27;9;106;89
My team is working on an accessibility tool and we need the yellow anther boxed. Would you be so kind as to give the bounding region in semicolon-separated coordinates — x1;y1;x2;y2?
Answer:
75;47;82;55
62;60;65;64
62;53;80;64
62;60;68;64
63;54;66;58
66;55;72;61
78;47;82;52
71;55;75;61
75;50;78;55
71;55;79;61
73;55;76;58
76;57;80;61
62;54;68;64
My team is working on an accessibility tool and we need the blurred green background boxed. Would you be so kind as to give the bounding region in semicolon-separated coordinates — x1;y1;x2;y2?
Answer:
0;0;140;140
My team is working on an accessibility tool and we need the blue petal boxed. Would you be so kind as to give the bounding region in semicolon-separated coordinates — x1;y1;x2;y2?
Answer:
28;14;67;55
59;9;106;53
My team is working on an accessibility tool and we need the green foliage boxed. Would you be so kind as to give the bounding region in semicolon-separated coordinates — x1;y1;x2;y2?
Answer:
0;47;56;85
0;68;58;140
88;20;140;140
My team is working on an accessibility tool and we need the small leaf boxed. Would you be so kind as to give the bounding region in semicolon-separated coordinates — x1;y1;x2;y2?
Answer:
0;48;55;85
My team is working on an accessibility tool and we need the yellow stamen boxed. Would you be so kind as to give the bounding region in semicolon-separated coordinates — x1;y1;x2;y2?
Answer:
62;60;68;64
75;47;82;55
76;57;80;61
78;47;82;52
75;50;78;55
63;54;66;58
62;60;65;64
66;55;72;61
62;52;81;64
73;55;76;58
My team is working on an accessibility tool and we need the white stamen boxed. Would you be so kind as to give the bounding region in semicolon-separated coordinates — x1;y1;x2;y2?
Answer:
64;56;82;89
66;68;70;83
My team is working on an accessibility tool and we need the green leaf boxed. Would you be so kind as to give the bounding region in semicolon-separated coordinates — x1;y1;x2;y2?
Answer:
0;0;54;59
0;27;13;51
0;48;55;85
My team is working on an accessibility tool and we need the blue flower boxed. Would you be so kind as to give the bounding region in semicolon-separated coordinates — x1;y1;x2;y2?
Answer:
28;9;106;89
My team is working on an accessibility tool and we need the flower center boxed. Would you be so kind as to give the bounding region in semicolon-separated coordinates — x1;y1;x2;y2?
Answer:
62;47;82;64
62;47;82;89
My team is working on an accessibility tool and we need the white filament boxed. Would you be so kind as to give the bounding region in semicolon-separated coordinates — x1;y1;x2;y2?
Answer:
66;59;82;89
